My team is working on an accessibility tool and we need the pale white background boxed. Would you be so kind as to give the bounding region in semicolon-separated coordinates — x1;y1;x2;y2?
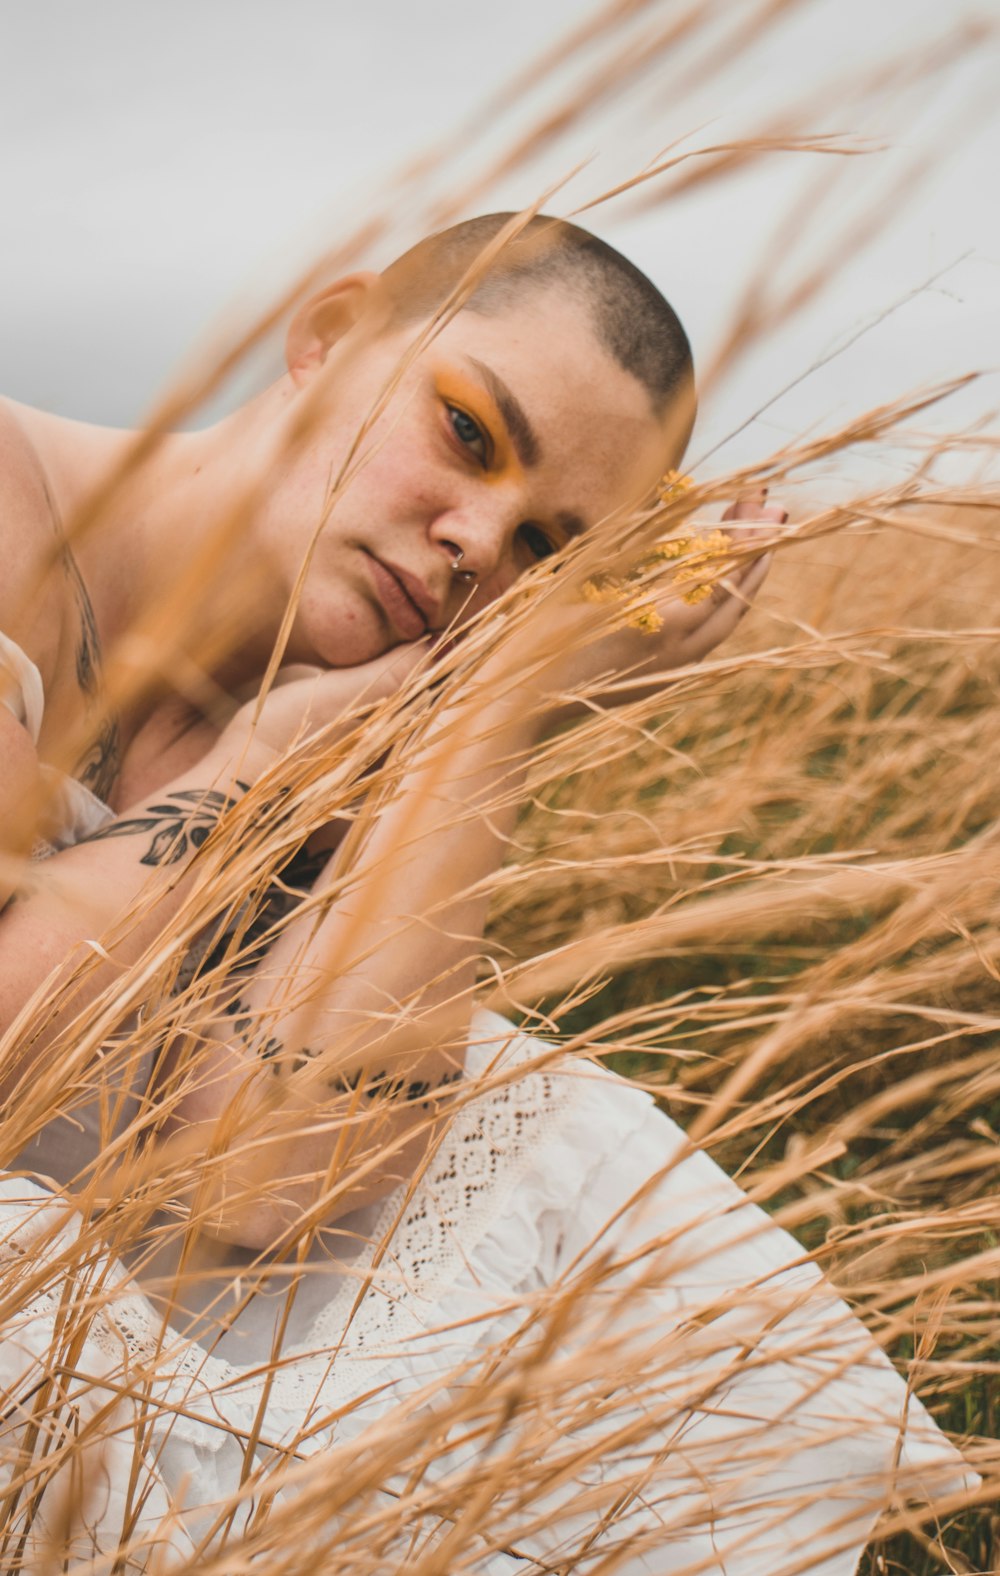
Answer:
1;0;997;491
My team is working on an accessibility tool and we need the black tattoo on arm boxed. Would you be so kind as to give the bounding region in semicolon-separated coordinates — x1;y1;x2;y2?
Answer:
227;996;285;1063
352;1066;465;1105
223;994;464;1106
238;845;331;951
83;786;249;866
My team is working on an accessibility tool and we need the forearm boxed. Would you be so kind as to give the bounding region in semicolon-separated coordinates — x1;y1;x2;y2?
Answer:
250;666;540;1067
0;743;251;1090
168;669;546;1245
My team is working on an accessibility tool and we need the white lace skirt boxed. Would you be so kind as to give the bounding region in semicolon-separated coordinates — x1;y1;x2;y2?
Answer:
0;1012;975;1574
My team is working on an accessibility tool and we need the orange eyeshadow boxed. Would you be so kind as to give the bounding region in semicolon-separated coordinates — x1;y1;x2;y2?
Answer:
433;367;521;481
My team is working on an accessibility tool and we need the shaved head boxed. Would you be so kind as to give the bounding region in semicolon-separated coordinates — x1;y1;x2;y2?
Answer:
381;213;696;443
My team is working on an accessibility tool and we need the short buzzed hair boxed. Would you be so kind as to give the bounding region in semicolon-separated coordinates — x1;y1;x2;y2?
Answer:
381;213;695;433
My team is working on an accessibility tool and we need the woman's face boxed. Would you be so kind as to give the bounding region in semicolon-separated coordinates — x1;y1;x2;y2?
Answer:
260;286;675;668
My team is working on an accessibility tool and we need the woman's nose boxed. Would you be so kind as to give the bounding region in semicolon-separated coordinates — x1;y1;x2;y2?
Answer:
432;500;516;585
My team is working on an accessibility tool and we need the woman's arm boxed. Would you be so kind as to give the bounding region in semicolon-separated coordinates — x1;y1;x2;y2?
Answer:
1;517;775;1247
0;746;252;1102
0;649;423;1102
162;663;544;1248
161;538;776;1251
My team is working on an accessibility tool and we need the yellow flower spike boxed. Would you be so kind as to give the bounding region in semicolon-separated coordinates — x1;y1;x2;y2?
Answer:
692;530;730;556
669;530;733;605
582;577;623;605
581;577;664;635
647;537;691;563
579;512;734;632
625;604;663;634
656;469;694;504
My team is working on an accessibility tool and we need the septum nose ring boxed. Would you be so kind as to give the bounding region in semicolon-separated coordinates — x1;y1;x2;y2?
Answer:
450;549;476;585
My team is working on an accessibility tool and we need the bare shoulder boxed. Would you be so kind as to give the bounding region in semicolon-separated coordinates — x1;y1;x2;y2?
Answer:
0;399;66;685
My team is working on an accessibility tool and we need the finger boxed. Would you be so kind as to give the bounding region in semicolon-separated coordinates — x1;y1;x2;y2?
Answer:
722;488;768;522
646;541;770;645
687;552;772;648
317;641;430;711
717;550;771;605
364;639;432;690
696;535;771;603
733;550;772;601
271;663;323;688
722;491;788;526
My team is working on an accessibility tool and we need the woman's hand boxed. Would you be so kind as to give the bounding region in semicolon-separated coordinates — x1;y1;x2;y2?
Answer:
212;641;429;783
519;491;786;716
634;488;785;669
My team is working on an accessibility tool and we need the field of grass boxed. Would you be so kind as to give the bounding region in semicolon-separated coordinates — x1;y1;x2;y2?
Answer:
1;0;997;1561
489;513;1000;1571
2;393;996;1571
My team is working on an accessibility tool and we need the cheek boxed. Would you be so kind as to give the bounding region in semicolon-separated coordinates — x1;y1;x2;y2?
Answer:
565;415;663;511
361;425;458;523
474;564;520;608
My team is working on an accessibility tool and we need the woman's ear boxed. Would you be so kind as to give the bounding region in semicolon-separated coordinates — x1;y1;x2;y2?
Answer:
285;272;383;384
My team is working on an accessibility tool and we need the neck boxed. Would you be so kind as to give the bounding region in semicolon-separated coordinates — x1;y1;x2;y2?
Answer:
13;388;294;703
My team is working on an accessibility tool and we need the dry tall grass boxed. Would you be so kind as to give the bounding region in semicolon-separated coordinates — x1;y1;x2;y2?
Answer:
1;1;998;1572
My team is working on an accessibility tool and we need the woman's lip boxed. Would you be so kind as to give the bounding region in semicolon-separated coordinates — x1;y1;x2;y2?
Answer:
364;551;429;641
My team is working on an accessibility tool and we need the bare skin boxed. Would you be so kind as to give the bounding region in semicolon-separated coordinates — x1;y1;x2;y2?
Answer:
0;271;784;1247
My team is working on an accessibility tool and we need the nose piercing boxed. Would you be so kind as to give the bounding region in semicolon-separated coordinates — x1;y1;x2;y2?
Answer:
450;549;476;585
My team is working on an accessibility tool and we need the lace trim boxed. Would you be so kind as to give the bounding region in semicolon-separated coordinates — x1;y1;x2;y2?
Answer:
1;1016;580;1451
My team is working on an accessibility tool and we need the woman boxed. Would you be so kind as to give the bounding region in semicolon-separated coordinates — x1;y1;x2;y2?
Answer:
0;215;973;1572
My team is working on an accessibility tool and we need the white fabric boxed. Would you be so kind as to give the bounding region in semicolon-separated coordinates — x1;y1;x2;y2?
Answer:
0;625;114;848
41;766;115;846
0;630;976;1569
0;624;148;1197
0;626;45;741
0;1012;976;1574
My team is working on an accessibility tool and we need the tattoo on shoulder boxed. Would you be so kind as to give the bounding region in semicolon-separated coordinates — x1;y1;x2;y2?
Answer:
63;545;100;697
61;540;122;802
75;715;123;803
84;784;248;867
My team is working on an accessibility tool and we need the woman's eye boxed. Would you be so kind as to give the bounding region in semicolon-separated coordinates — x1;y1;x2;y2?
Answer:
519;523;556;561
448;405;488;465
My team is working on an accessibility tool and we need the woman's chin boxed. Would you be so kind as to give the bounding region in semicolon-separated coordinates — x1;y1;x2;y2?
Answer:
301;591;390;669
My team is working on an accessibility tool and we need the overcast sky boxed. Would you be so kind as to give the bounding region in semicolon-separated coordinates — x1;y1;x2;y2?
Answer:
2;0;997;493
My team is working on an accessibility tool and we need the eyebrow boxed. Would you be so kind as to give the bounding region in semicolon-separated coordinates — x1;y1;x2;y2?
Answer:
467;356;541;469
